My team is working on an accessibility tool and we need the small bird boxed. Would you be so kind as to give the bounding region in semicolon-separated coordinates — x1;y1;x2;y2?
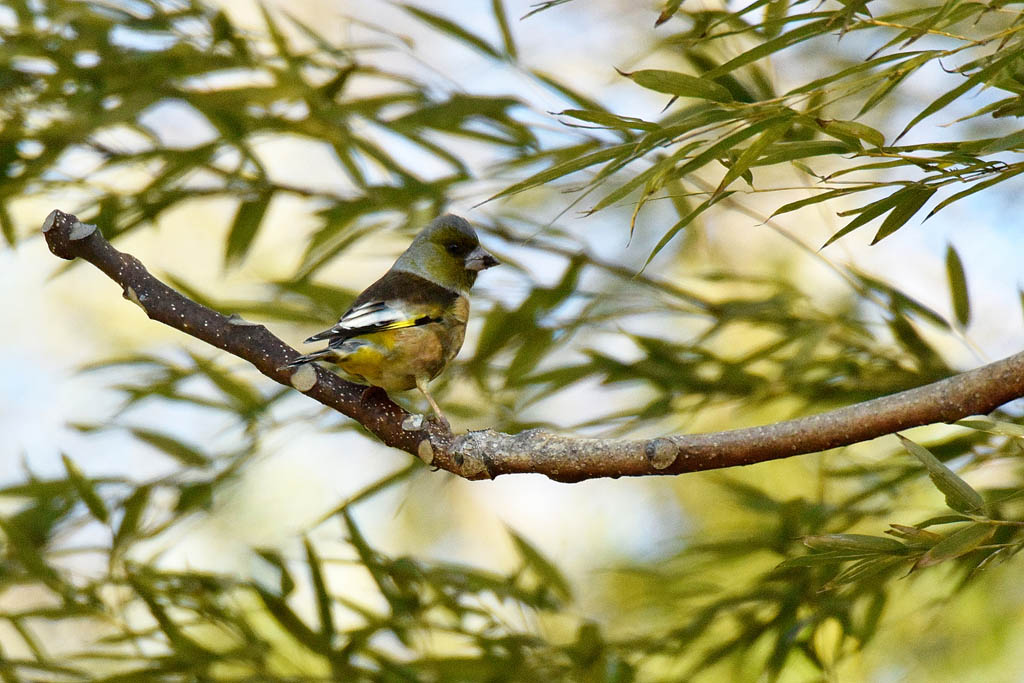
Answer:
283;214;498;424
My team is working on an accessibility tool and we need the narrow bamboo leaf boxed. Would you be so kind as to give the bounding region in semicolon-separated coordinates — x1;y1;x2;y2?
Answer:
787;51;931;95
705;19;830;78
956;416;1024;438
61;454;108;524
403;5;501;58
826;556;906;588
588;154;678;214
113;485;151;550
225;192;272;267
0;201;15;246
256;586;328;653
487;145;625;201
131;428;210;467
822;187;909;248
926;165;1024;219
557;109;658;131
945;243;970;326
714;120;791;195
304;538;335;642
751;140;853;166
617;68;734;102
509;529;572;602
656;0;684;26
803;534;906;554
645;192;733;267
915;523;993;568
818;119;885;148
770;187;863;218
886;524;941;545
897;50;1021;140
898;434;987;515
870;186;934;244
491;0;518;58
858;52;936;118
916;514;972;528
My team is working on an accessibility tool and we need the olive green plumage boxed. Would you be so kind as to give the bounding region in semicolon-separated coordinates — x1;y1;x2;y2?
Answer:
283;214;498;423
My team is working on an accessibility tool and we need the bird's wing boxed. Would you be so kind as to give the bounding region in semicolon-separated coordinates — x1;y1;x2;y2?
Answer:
304;271;459;344
304;300;437;343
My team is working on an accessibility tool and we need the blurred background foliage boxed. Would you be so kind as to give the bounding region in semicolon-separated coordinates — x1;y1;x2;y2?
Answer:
4;0;1024;680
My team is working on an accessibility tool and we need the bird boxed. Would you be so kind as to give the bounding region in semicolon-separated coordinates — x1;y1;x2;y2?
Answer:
282;214;498;425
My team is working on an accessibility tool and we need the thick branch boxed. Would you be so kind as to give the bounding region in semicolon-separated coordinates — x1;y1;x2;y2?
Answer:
42;209;1024;483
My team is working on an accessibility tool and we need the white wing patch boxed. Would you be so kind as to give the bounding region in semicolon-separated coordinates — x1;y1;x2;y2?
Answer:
305;300;434;343
339;300;407;331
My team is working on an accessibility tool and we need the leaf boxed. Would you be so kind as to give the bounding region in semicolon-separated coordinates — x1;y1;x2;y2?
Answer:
869;186;934;244
486;144;625;201
509;529;572;602
491;0;518;59
61;454;108;524
131;428;210;467
897;49;1021;141
926;165;1024;219
0;201;15;246
617;68;734;102
914;523;993;568
403;4;500;58
714;120;792;195
817;119;885;148
304;538;335;642
956;416;1024;438
225;192;272;267
823;185;926;248
656;0;684;26
897;434;986;515
945;243;970;326
557;109;658;131
803;534;906;554
645;192;733;267
113;485;151;551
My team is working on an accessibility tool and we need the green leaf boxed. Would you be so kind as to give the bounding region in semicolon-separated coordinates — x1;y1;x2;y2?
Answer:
61;454;108;524
645;192;733;267
617;68;734;102
870;186;934;244
914;523;993;568
491;0;518;59
113;485;151;551
817;119;885;148
714;120;792;195
509;529;572;603
803;534;907;554
487;144;625;201
656;0;684;26
403;4;501;58
897;434;987;515
225;192;272;268
558;109;658;131
897;49;1021;140
0;201;15;246
956;416;1024;438
945;243;970;326
304;538;335;642
823;186;926;248
131;428;210;468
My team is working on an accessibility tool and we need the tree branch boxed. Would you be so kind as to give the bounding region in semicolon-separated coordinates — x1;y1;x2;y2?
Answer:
42;209;1024;483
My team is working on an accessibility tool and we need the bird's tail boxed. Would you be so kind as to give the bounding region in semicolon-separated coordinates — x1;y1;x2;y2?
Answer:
280;348;333;370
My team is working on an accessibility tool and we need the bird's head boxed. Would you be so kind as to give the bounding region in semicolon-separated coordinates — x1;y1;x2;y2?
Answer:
395;214;498;292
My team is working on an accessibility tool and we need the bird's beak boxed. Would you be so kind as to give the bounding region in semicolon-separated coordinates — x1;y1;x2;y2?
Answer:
465;246;499;271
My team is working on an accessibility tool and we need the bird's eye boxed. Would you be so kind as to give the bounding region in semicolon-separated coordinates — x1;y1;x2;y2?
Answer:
445;243;461;255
